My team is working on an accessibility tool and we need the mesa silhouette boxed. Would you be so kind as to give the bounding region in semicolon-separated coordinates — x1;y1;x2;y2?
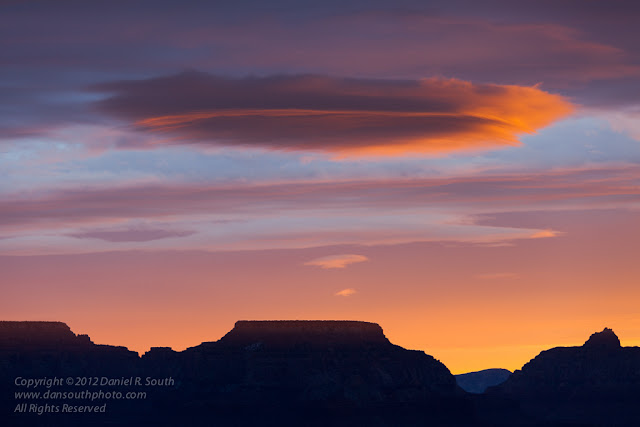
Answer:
2;321;640;426
1;320;469;426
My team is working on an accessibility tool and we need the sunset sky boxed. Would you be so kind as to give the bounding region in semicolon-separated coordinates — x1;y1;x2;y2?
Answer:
1;0;640;374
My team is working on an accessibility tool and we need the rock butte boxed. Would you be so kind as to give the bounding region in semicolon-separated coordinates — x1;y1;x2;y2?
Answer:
217;320;391;349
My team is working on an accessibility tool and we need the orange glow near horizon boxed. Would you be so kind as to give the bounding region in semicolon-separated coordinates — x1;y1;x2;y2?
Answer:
2;206;639;375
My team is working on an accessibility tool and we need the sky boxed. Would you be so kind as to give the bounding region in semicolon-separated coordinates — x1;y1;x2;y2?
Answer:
1;0;640;374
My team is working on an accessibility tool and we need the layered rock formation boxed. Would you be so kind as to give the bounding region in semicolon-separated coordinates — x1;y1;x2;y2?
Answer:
6;321;639;426
170;320;458;406
0;321;138;373
0;321;142;426
489;328;640;426
2;320;469;426
0;321;90;349
493;328;640;397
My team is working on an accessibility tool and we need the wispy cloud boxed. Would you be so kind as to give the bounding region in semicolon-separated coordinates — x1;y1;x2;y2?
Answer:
334;288;357;297
2;166;637;229
69;227;194;242
1;166;637;255
304;254;369;269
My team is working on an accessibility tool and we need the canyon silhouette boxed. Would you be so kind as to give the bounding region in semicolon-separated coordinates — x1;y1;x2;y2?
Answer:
2;321;639;426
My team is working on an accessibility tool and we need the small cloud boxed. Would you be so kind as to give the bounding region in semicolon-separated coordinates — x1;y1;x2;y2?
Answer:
476;272;520;280
529;229;562;239
335;288;357;297
304;254;369;269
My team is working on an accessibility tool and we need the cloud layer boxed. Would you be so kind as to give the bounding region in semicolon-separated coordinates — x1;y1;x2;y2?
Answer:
4;165;637;228
2;166;636;255
92;72;573;155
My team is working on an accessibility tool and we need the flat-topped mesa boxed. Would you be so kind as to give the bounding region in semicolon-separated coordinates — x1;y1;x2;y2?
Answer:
219;320;390;349
0;321;92;349
583;327;621;349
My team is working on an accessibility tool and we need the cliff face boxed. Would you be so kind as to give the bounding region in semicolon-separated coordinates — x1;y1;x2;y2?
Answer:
163;320;458;408
0;321;139;380
489;328;640;425
493;328;640;397
6;321;640;426
0;321;142;426
2;320;467;426
0;321;85;349
0;321;135;356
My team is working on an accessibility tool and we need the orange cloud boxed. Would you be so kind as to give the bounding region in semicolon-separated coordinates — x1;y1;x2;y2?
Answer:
530;229;562;239
304;254;369;269
334;288;357;297
94;72;574;156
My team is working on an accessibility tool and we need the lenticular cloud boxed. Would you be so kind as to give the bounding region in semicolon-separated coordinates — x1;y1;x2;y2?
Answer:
92;72;573;156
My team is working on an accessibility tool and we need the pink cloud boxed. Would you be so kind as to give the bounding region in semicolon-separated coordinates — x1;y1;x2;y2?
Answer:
304;254;369;269
335;288;357;297
529;229;562;239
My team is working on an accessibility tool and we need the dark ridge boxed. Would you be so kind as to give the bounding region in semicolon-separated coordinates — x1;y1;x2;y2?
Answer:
455;368;511;394
1;319;469;426
488;327;640;425
3;322;640;426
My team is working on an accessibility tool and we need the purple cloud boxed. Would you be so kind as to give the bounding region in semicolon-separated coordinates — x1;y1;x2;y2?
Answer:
69;227;194;242
90;72;572;155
